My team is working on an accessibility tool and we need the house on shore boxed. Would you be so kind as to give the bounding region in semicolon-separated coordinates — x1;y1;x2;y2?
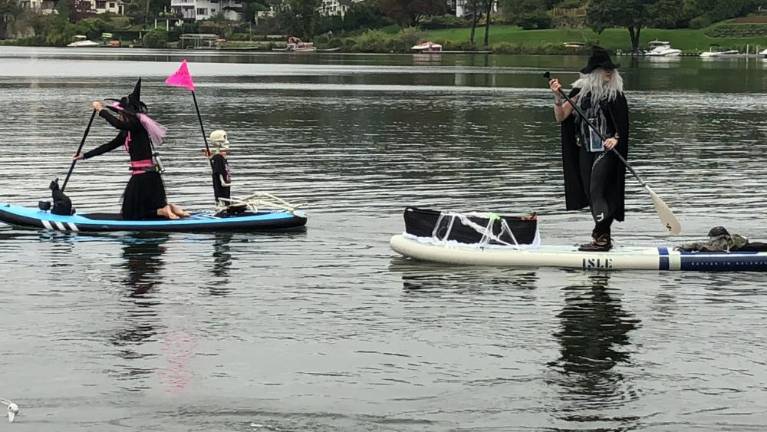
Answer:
171;0;243;21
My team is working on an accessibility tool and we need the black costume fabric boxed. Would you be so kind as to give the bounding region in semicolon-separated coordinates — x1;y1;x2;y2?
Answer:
84;110;168;220
403;207;538;245
560;87;629;235
210;154;231;203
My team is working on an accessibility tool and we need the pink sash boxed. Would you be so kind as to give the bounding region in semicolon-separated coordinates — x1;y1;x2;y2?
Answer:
130;159;155;175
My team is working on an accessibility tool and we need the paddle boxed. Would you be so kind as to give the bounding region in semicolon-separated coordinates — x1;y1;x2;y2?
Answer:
544;71;681;235
164;60;216;204
62;109;97;192
40;109;97;215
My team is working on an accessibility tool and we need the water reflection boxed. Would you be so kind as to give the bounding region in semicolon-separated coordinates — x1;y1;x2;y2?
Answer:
108;233;168;390
121;233;169;298
208;232;234;296
548;273;641;421
394;258;539;294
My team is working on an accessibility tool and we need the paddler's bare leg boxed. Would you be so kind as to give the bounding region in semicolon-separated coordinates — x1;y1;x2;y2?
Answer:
157;205;179;220
169;203;190;217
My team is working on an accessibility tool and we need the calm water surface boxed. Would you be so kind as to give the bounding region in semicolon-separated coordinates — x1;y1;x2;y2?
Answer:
0;47;766;431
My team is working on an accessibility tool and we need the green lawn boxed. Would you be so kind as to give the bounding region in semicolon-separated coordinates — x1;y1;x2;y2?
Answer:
425;25;767;52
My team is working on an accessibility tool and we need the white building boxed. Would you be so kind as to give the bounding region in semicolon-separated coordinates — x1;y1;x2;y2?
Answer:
451;0;497;18
93;0;125;15
319;0;363;17
253;0;362;22
171;0;243;21
16;0;56;14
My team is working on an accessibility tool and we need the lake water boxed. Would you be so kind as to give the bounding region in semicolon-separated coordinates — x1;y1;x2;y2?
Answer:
0;47;766;431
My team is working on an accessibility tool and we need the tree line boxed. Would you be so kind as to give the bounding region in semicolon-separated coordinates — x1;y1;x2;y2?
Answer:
258;0;767;48
585;0;767;52
2;0;766;49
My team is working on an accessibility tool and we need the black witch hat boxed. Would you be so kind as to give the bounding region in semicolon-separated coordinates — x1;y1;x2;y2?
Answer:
580;46;620;74
106;78;148;114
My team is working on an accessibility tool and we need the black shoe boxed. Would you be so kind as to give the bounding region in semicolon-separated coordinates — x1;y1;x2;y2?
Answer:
578;235;612;252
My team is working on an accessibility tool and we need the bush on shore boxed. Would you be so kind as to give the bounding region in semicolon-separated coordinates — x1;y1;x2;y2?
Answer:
349;27;424;52
142;29;168;48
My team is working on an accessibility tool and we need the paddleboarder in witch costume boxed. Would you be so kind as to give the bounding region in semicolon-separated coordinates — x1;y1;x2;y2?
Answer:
549;47;629;252
74;79;189;220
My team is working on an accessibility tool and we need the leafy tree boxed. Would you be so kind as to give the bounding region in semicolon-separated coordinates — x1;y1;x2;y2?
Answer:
499;0;555;21
587;0;656;53
275;0;321;39
648;0;692;28
481;0;493;47
500;0;556;29
465;0;481;45
376;0;446;27
342;0;389;31
123;0;166;26
692;0;762;22
142;28;167;47
242;0;268;23
0;0;21;38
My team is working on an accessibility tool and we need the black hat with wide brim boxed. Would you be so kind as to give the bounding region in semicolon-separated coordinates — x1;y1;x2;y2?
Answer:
105;78;148;114
580;47;620;74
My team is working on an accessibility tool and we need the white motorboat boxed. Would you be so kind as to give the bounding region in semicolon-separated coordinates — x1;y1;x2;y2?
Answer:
645;43;682;57
411;41;442;53
66;35;100;48
700;48;740;58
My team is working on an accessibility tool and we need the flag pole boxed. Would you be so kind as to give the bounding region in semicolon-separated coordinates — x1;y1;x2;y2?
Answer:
191;91;212;162
192;91;217;205
165;60;218;205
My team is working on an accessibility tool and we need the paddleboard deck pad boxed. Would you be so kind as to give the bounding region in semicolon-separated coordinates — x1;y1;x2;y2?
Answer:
392;208;767;271
0;203;306;232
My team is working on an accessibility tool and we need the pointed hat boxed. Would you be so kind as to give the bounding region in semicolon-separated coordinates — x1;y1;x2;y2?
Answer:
106;78;148;114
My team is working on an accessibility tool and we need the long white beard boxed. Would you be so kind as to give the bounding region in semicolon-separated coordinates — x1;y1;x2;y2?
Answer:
572;70;624;102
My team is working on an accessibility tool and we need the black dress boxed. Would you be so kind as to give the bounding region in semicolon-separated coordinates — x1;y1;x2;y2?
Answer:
211;153;231;204
84;110;168;220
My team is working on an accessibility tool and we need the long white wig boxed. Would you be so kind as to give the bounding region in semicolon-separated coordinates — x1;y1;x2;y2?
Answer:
572;69;624;102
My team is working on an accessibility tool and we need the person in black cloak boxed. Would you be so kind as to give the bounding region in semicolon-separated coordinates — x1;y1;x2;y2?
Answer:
74;79;189;220
549;47;629;252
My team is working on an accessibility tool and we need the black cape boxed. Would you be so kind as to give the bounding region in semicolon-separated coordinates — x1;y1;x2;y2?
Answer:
560;89;629;222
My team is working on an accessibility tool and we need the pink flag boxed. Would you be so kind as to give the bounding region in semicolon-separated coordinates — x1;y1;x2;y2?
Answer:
165;60;196;92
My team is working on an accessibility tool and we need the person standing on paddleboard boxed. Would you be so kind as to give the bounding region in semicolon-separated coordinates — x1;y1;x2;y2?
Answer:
549;47;629;252
74;79;189;220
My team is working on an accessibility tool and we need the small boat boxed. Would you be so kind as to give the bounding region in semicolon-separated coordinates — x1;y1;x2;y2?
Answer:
0;202;306;232
645;41;681;57
389;208;767;271
562;42;585;49
272;36;317;53
700;48;740;58
67;35;101;48
411;41;442;53
760;48;767;58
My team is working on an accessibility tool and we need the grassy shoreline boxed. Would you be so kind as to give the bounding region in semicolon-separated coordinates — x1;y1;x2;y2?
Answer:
425;25;767;54
4;22;767;54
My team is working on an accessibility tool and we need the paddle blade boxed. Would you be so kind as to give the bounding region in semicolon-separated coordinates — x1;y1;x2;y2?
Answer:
646;185;681;235
165;59;196;91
